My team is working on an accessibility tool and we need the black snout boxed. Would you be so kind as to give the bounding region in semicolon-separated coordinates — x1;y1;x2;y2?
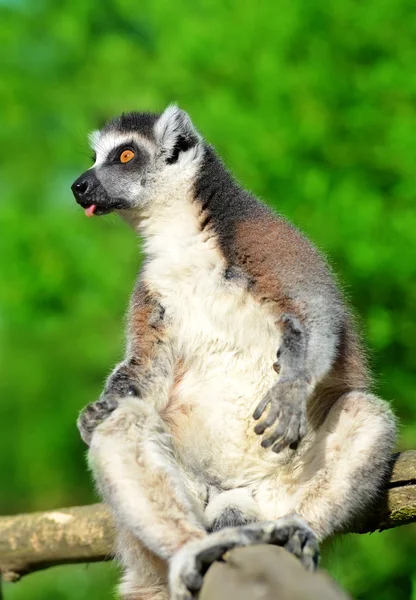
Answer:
72;179;89;196
71;171;99;205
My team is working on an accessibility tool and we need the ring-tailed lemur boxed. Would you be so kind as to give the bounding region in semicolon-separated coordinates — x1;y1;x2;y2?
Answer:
72;106;396;600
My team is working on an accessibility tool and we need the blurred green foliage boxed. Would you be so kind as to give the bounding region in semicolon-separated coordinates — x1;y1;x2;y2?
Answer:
1;0;415;598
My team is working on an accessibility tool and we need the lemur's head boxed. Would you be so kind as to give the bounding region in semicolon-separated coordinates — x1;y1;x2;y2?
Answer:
71;106;203;217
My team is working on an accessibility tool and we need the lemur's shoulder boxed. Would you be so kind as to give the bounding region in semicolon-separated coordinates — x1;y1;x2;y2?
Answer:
194;145;343;315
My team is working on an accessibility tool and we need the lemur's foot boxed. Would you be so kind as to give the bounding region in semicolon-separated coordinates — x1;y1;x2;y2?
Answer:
169;515;319;600
77;394;119;446
253;380;308;452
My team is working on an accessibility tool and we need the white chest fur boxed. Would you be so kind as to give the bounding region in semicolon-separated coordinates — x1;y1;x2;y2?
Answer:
141;197;281;486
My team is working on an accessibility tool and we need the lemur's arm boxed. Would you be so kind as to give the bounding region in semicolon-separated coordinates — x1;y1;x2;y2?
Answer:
228;214;366;452
77;277;170;445
106;277;168;397
253;313;310;452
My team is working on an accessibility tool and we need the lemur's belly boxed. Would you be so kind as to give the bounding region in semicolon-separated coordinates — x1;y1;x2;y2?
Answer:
144;231;284;485
159;276;283;486
163;345;282;487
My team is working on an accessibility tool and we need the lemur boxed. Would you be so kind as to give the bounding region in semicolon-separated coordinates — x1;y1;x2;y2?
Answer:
71;106;396;600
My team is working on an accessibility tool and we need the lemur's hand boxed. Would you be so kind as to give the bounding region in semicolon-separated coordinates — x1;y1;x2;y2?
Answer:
253;314;309;453
253;379;308;453
77;394;120;446
78;361;141;446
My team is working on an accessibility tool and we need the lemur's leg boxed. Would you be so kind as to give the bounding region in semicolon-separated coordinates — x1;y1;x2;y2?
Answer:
169;515;319;600
169;392;394;600
88;398;207;563
254;390;395;540
290;390;396;540
116;527;168;600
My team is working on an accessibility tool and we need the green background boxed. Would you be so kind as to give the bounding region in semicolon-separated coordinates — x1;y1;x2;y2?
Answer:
1;0;415;598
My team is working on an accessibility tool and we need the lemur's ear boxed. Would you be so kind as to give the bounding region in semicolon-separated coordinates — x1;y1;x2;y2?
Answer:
154;105;201;164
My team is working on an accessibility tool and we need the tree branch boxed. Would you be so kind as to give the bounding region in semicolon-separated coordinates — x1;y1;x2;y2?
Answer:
0;451;415;582
0;504;114;582
358;451;416;533
200;545;350;600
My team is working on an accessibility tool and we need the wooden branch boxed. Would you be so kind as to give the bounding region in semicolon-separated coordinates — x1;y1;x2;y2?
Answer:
200;545;350;600
0;451;415;583
0;504;114;582
358;451;416;533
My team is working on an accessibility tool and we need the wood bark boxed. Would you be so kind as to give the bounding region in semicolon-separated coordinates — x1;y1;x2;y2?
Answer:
0;451;415;584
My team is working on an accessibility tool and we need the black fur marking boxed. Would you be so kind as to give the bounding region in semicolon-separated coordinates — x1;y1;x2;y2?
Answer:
200;211;212;230
102;112;160;140
104;143;150;171
193;146;268;264
105;364;143;398
277;315;308;381
224;266;237;280
223;265;253;289
166;133;197;164
208;507;256;533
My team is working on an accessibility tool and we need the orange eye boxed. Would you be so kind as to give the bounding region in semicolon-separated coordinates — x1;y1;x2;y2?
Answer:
120;149;135;163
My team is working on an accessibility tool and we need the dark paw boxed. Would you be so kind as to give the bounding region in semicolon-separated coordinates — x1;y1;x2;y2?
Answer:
267;515;320;572
169;516;319;599
253;380;308;453
77;394;119;446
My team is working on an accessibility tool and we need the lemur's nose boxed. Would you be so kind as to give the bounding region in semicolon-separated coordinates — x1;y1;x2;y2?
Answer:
71;170;100;204
71;178;90;199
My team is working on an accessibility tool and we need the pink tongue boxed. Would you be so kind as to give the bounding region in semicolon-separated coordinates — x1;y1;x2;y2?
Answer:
84;204;97;218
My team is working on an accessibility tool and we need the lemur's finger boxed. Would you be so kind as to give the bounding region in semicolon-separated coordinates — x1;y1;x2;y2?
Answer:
254;405;281;435
271;438;289;453
285;528;304;558
298;410;307;440
261;419;287;448
299;537;320;572
252;395;271;420
270;412;304;452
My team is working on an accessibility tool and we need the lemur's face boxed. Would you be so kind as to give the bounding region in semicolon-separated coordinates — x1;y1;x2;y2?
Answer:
71;106;202;218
